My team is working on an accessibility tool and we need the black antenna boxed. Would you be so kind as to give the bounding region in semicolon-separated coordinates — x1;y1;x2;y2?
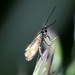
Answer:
46;20;56;29
45;6;56;25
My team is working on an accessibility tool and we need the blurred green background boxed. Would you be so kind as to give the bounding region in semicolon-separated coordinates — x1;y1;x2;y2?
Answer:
0;0;75;75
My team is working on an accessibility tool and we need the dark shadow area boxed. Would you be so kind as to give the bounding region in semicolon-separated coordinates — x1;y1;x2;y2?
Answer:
0;0;23;29
59;17;74;71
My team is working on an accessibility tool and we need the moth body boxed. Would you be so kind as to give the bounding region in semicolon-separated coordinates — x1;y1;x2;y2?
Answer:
24;33;43;61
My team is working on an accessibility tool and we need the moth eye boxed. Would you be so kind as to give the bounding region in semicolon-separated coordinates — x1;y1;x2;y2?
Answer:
45;30;47;32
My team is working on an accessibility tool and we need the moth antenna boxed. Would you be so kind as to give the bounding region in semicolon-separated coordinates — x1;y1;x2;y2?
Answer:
45;6;56;25
46;20;56;29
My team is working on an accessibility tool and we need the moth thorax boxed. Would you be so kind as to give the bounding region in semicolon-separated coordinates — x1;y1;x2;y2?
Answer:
37;33;42;39
35;39;42;45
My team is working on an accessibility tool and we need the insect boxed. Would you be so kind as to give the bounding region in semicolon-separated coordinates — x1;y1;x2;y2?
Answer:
24;7;56;61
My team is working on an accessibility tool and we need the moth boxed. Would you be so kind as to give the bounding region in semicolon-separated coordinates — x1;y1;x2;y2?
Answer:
24;7;56;61
25;33;43;61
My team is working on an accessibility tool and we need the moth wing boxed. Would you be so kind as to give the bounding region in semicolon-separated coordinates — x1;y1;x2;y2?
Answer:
25;35;38;51
25;33;42;51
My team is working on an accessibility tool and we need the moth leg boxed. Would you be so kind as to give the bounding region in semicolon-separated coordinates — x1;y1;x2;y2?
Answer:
43;39;50;46
38;46;42;57
45;34;53;42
